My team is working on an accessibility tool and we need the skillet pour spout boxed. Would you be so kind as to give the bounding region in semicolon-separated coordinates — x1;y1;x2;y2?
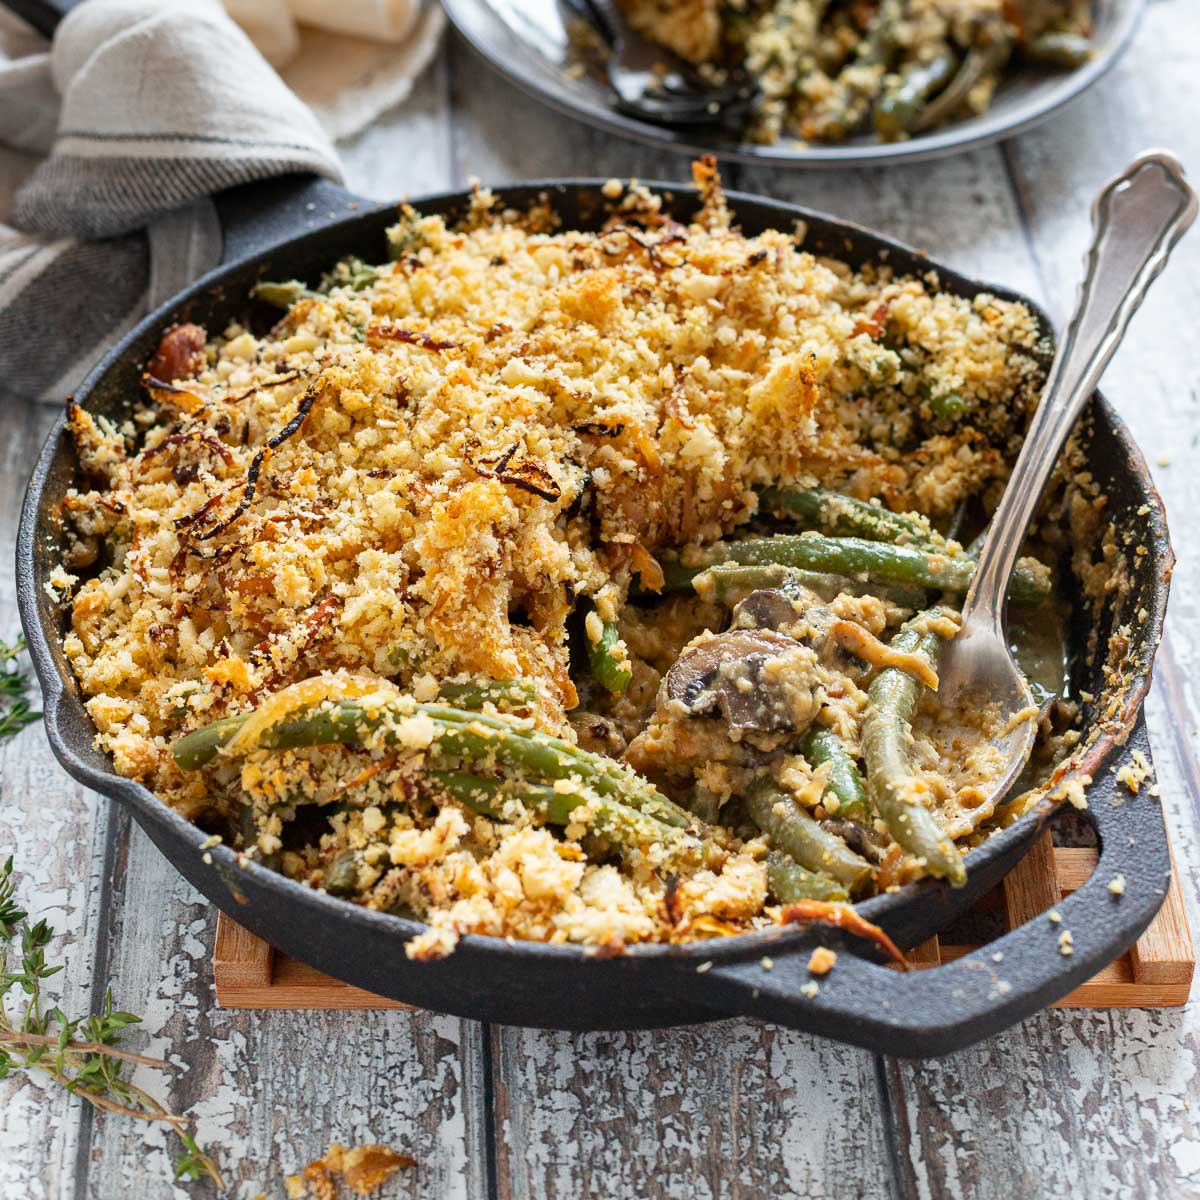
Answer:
16;172;1175;1055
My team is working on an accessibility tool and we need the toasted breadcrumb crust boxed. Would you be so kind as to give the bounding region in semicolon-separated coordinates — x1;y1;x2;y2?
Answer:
61;167;1059;951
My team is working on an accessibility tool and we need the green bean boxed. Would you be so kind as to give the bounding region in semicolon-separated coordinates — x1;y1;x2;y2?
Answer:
428;771;711;868
809;0;904;140
436;679;537;711
664;534;1050;606
1024;31;1092;69
766;852;849;904
253;280;317;309
325;255;381;292
176;715;252;771
685;782;724;825
928;391;967;422
323;850;359;896
174;700;693;830
758;486;944;550
745;778;873;891
237;801;281;870
800;727;869;821
915;34;1013;132
691;562;929;610
861;609;966;884
585;611;632;693
874;48;959;139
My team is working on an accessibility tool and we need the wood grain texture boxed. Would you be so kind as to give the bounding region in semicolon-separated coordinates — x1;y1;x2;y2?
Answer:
1001;831;1061;929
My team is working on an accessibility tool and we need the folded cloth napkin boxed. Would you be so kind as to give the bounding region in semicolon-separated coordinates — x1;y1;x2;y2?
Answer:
225;0;445;141
0;0;443;406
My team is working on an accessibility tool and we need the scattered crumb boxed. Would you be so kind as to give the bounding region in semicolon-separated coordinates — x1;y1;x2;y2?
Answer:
1108;874;1126;896
288;1141;415;1199
1060;775;1091;810
696;960;713;974
808;946;838;975
200;834;223;850
201;852;213;865
1115;749;1152;794
800;980;820;998
991;951;1004;963
995;979;1012;995
1156;454;1171;467
760;956;774;971
1048;909;1062;925
1058;929;1074;957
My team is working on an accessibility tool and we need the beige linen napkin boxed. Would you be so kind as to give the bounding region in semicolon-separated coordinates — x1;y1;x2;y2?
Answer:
224;0;446;140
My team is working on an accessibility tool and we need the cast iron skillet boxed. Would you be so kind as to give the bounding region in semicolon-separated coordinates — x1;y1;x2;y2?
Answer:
15;167;1175;1055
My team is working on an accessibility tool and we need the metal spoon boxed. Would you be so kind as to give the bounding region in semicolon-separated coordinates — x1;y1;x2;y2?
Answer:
937;150;1196;805
565;0;758;128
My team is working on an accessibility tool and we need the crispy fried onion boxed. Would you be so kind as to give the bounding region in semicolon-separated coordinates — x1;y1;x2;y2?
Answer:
143;374;210;415
366;321;458;352
572;420;625;438
776;900;908;968
137;430;235;473
830;621;940;690
224;670;403;758
176;381;323;543
466;437;562;502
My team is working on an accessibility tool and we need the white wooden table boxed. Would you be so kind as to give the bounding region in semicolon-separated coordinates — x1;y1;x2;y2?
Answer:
3;5;1198;1196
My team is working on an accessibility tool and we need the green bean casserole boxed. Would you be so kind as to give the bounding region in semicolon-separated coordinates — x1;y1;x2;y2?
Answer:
57;163;1088;957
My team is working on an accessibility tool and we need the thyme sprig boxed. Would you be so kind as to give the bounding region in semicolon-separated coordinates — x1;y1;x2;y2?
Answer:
0;856;224;1187
0;635;40;738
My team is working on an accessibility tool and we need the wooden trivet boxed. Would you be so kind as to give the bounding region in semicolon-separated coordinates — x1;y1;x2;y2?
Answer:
214;830;1193;1011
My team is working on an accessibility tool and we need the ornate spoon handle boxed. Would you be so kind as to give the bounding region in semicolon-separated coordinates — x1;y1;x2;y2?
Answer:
965;150;1197;632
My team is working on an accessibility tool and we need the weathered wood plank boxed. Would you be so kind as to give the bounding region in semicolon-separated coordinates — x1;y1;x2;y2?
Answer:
888;0;1200;1193
492;1022;896;1200
0;401;114;1200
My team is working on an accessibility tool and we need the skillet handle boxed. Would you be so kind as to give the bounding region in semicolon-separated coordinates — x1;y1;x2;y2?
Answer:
680;720;1172;1057
213;175;384;268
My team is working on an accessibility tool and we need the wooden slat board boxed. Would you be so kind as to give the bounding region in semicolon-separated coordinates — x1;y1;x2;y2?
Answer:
3;3;1200;1196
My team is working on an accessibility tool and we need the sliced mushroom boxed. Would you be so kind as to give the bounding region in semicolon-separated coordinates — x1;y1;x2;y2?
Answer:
730;588;802;632
662;629;821;735
729;588;858;673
